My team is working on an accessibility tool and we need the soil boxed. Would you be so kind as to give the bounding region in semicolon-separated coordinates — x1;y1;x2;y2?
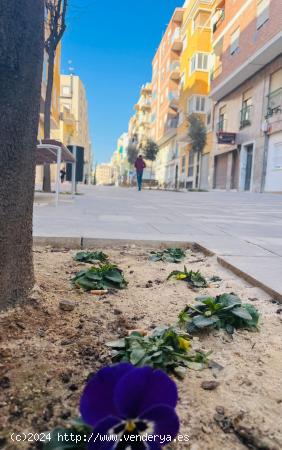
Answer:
0;245;281;450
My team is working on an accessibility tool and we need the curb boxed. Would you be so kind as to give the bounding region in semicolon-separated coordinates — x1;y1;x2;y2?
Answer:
33;235;282;302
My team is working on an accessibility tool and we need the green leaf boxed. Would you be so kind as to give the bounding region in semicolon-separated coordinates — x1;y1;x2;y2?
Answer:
231;307;252;321
106;339;126;348
193;315;220;329
130;348;147;365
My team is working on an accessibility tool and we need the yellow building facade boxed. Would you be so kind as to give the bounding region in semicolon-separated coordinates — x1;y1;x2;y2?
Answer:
177;0;213;189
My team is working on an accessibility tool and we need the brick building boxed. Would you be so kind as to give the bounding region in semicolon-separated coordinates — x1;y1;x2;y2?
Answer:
151;8;185;187
210;0;282;192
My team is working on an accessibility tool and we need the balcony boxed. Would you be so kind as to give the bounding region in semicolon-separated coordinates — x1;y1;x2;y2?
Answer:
240;105;252;129
171;28;182;52
170;61;181;81
165;117;179;133
266;88;282;118
168;90;180;111
139;98;151;110
141;83;152;95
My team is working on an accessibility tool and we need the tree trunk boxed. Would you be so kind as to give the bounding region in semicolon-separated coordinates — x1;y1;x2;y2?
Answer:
42;48;55;192
150;163;153;189
0;0;44;309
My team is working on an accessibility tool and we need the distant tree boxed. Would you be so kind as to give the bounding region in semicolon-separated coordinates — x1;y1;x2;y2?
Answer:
188;114;207;188
126;143;139;166
0;0;44;308
43;0;68;192
188;114;207;154
143;139;159;187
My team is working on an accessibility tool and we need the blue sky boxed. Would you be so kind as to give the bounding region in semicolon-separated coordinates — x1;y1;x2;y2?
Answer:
61;0;182;164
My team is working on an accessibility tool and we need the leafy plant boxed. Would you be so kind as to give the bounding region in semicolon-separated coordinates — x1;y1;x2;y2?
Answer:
74;251;109;264
107;327;210;378
179;293;260;334
150;248;186;263
72;264;128;291
168;266;208;288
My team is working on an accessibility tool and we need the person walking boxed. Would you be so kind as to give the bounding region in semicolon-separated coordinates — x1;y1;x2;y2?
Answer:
60;167;66;183
134;155;146;191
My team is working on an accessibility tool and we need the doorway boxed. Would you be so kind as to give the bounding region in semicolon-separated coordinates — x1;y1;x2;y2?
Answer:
175;165;179;189
240;144;254;191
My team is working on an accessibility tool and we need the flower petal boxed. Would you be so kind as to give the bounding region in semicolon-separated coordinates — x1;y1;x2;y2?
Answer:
87;416;120;450
81;363;134;426
114;367;178;418
140;405;180;443
138;369;178;413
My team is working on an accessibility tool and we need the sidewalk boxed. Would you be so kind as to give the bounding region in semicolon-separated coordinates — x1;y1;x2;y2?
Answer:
33;185;282;300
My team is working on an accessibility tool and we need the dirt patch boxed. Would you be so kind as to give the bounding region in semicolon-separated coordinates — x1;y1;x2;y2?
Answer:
0;245;281;450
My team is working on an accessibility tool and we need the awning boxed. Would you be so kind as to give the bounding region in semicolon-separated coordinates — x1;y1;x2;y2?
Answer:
36;139;75;164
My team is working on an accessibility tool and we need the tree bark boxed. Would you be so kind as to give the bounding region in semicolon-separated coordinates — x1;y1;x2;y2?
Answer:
0;0;44;309
42;48;55;192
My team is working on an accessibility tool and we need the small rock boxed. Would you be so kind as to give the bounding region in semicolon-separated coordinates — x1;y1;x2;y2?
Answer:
113;309;122;315
59;300;76;311
15;321;26;330
61;372;72;384
37;329;45;337
68;383;78;392
215;406;225;415
0;377;11;389
0;437;7;448
129;271;134;274
61;339;74;346
201;380;220;391
276;308;282;314
60;410;71;420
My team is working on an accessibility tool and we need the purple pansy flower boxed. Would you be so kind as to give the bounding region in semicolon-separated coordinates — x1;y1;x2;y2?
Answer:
80;363;179;449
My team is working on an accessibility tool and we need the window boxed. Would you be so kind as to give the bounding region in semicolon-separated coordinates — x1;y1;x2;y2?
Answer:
181;156;186;174
183;34;188;50
190;55;196;73
218;105;226;131
240;89;253;128
188;96;207;114
268;69;282;112
230;28;240;55
180;72;186;89
62;86;71;97
190;53;209;73
188;151;194;177
257;0;269;29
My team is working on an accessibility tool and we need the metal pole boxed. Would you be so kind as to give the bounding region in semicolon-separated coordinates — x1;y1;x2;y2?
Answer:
55;147;62;207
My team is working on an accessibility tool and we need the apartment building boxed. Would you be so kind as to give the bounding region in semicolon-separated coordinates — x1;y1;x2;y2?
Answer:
60;74;92;183
131;83;152;147
96;164;113;185
177;0;213;190
151;8;185;188
210;0;282;192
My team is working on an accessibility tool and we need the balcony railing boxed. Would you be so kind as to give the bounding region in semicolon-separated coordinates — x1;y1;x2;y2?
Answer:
165;117;179;132
216;118;227;132
171;28;182;52
168;90;179;101
240;105;252;129
266;88;282;118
